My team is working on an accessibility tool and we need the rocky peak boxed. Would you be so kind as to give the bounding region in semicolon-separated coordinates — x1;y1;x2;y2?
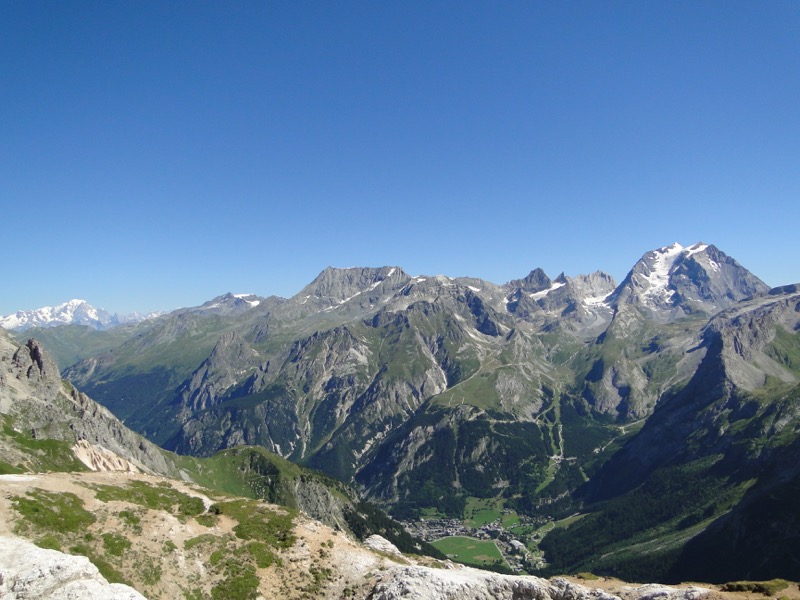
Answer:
504;270;616;336
1;334;179;476
507;267;552;294
608;243;769;321
569;271;617;299
12;339;60;384
295;266;410;307
192;292;264;315
669;244;769;308
702;285;800;391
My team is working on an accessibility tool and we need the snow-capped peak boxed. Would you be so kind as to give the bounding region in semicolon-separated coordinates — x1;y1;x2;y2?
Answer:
607;241;769;319
0;299;148;331
233;293;261;307
194;293;265;313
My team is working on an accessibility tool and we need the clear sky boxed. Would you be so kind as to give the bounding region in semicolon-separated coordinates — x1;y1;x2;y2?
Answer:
2;1;799;315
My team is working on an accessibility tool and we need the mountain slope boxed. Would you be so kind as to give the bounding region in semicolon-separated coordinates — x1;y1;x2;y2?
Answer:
44;242;797;584
0;327;441;556
540;284;800;582
0;328;181;476
0;329;727;599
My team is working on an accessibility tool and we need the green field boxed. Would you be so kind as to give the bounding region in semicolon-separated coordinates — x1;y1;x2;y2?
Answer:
501;512;520;527
431;536;507;568
464;497;503;527
464;496;524;529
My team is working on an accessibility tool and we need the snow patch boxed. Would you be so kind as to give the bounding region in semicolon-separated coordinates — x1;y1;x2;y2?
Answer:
338;292;360;305
684;242;708;257
232;294;261;307
529;281;565;300
583;292;612;306
638;243;684;303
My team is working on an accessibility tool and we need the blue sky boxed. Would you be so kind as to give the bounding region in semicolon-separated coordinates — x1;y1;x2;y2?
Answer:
2;2;799;315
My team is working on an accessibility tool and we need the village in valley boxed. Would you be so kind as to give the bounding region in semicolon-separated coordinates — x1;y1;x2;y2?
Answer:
402;503;558;573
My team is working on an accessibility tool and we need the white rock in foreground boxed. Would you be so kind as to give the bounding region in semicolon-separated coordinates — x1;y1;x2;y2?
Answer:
619;583;711;600
369;566;712;600
370;566;619;600
0;536;147;600
364;534;402;555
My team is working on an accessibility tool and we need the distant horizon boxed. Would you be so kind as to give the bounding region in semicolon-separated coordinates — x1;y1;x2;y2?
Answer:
1;239;794;317
3;3;798;316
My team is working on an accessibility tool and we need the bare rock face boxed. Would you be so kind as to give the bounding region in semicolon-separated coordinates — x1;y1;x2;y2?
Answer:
364;534;401;555
71;440;141;472
12;339;60;383
369;567;619;600
0;332;179;477
617;584;710;600
0;536;146;600
175;330;262;415
367;567;711;600
296;266;411;309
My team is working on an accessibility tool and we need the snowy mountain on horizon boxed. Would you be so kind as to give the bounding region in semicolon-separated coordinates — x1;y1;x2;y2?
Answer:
606;241;770;320
2;241;775;333
0;299;158;331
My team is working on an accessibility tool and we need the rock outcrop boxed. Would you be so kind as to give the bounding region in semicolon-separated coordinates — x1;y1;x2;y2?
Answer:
0;536;146;600
363;534;401;555
0;330;180;477
71;440;141;472
368;567;710;600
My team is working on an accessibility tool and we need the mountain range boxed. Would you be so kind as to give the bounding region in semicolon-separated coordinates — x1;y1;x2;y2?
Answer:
4;241;799;584
1;299;725;600
0;299;158;331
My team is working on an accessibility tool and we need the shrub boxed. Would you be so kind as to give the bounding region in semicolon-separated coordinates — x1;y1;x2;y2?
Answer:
196;514;217;527
721;580;791;596
102;532;132;556
11;491;96;534
94;480;205;519
184;533;221;550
